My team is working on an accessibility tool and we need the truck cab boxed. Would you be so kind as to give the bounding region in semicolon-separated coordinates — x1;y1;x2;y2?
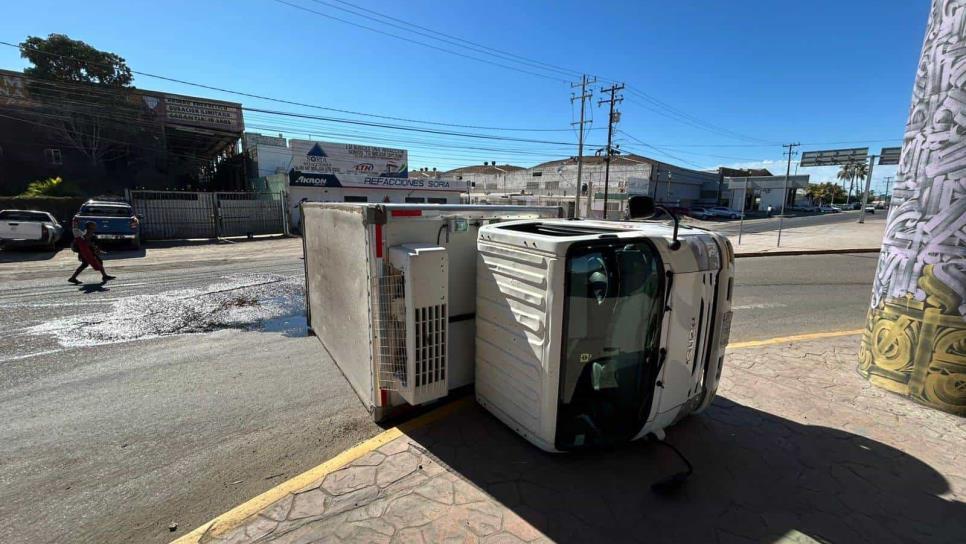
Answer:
72;200;141;249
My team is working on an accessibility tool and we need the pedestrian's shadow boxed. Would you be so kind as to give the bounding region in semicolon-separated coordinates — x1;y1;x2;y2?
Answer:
410;396;965;543
78;284;110;294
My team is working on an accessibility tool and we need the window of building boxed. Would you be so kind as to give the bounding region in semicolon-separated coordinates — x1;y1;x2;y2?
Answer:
405;197;426;203
531;171;543;177
526;181;540;191
344;195;368;203
544;180;560;191
44;148;62;166
428;197;447;204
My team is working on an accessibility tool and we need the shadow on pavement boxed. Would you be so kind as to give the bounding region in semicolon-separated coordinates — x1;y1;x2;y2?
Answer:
78;284;110;294
408;396;965;543
0;247;60;263
101;247;147;260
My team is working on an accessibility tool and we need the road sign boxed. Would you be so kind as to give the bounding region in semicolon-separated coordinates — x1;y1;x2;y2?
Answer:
800;147;869;167
878;147;901;165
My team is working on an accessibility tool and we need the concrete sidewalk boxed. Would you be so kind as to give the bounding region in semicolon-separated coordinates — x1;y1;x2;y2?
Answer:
177;333;965;544
725;216;885;256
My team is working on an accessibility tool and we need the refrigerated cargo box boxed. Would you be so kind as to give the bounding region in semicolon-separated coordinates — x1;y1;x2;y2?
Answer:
301;203;561;420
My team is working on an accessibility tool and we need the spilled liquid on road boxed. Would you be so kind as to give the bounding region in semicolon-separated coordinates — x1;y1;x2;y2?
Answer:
29;273;306;347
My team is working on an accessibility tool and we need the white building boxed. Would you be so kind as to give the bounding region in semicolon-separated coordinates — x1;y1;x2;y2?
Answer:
723;175;811;212
449;155;726;218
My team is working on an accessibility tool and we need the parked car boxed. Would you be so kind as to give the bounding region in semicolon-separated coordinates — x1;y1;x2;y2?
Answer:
687;207;711;220
0;209;63;250
72;200;141;249
818;205;840;213
705;206;743;219
865;205;876;214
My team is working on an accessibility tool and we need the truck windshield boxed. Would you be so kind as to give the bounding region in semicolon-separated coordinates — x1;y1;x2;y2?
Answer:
80;206;132;217
556;239;664;450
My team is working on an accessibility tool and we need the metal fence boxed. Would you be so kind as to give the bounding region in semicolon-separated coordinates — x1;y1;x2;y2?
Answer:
127;190;287;240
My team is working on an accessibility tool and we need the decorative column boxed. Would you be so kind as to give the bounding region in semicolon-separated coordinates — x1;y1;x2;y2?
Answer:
858;0;966;416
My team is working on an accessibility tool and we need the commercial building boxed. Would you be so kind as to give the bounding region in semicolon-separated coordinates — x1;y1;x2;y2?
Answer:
723;175;811;212
244;133;466;229
452;156;767;217
0;69;245;195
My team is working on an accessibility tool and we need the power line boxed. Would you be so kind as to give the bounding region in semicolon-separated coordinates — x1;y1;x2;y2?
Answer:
0;39;573;132
326;0;584;79
270;0;568;83
305;0;580;79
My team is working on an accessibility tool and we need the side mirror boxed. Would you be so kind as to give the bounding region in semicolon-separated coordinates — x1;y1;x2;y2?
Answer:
627;195;680;251
627;195;655;219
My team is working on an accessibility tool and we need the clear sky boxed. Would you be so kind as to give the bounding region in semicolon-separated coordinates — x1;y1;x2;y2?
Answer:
0;0;929;192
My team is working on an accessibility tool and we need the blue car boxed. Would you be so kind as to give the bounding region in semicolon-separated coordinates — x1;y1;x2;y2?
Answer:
72;200;142;249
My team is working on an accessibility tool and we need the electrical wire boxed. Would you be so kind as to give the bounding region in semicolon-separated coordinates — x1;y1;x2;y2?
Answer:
0;40;573;132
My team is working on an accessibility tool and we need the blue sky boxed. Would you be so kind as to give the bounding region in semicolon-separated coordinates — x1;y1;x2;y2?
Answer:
0;0;929;192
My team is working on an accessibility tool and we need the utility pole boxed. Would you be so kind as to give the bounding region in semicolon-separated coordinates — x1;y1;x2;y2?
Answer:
570;75;595;219
776;142;800;247
858;153;877;224
883;175;894;207
598;82;624;219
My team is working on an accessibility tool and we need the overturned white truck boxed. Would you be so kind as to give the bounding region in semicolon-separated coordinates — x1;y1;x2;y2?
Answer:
302;202;734;452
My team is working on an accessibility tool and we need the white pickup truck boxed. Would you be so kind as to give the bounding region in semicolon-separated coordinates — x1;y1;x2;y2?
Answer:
0;209;63;250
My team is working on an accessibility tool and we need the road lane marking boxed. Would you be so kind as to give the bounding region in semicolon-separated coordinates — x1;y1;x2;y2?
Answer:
728;329;864;350
731;302;787;310
172;396;473;544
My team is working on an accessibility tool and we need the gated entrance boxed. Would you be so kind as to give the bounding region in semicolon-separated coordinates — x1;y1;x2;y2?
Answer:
127;190;287;240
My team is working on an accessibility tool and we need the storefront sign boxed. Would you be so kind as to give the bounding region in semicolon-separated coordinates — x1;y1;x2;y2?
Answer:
290;139;408;178
289;170;465;191
164;95;243;132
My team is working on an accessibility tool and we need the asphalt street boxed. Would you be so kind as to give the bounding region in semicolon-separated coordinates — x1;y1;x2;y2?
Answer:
0;245;878;543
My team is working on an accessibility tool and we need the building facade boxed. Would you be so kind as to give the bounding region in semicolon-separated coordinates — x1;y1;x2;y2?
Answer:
452;156;761;217
0;69;245;195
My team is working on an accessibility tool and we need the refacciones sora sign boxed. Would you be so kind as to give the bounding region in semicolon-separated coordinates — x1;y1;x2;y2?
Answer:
289;170;465;191
289;139;408;178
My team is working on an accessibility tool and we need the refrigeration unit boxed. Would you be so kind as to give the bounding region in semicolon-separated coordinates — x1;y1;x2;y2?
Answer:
474;218;734;452
301;203;562;420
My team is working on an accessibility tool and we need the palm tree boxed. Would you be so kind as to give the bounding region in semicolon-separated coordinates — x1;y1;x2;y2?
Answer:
836;163;854;204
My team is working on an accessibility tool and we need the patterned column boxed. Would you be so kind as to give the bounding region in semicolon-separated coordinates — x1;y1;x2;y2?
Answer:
858;0;966;416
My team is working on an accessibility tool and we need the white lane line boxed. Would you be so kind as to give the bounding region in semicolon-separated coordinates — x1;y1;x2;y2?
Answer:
731;302;788;310
0;348;66;363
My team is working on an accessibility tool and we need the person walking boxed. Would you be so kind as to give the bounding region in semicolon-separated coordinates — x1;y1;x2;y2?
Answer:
68;222;116;285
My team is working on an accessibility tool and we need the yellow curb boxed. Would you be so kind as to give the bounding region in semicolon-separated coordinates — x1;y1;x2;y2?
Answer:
172;396;473;544
728;329;864;350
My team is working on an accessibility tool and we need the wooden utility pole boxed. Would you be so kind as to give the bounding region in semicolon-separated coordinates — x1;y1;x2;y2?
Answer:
598;83;624;219
570;75;595;219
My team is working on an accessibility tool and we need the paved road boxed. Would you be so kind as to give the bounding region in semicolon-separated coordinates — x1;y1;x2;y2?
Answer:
0;254;381;544
729;252;878;342
0;248;877;543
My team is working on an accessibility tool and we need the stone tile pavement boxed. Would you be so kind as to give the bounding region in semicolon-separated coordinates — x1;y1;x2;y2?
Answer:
188;334;966;544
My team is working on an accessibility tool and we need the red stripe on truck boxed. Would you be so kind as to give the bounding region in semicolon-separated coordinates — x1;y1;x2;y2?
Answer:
390;210;422;217
375;224;383;258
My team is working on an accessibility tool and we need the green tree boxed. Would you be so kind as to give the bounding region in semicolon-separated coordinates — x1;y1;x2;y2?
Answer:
806;182;845;205
18;34;140;166
18;176;82;197
20;34;132;87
